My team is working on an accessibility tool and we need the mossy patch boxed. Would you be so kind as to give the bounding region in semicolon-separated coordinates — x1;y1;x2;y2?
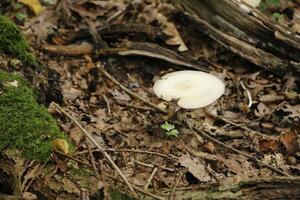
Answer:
0;15;38;67
0;70;70;160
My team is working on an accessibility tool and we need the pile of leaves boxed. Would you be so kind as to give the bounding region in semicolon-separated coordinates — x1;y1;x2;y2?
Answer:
1;0;300;199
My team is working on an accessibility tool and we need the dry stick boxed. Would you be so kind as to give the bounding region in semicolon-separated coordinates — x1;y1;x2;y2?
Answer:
144;167;158;190
55;150;93;168
240;80;252;108
53;103;138;198
97;63;168;114
169;171;183;200
86;140;100;179
105;173;165;200
135;160;175;172
102;94;111;115
76;148;177;159
116;100;156;112
191;125;290;177
99;161;111;200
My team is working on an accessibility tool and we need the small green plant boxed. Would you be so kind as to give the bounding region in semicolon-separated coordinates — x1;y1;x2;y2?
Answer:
160;121;179;137
272;12;283;21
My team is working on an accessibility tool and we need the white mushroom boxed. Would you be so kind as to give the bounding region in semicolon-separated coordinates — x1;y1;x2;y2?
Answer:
242;0;261;7
153;70;225;109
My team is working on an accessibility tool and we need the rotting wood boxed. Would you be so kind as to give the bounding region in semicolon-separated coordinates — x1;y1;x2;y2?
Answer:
155;176;300;200
44;42;208;71
177;0;300;76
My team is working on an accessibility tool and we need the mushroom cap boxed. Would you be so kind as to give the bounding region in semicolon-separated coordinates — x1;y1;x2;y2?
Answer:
243;0;261;7
153;70;225;109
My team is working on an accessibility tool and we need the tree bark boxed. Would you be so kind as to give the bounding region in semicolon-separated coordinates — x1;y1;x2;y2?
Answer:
154;177;300;200
177;0;300;76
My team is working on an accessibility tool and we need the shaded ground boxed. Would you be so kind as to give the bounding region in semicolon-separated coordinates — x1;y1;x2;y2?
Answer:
1;0;300;199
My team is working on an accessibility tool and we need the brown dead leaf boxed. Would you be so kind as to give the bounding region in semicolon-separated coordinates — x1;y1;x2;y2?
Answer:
178;154;211;182
259;139;279;153
26;10;58;42
157;13;188;52
254;103;270;117
280;131;299;153
69;126;83;145
22;192;37;200
203;141;215;153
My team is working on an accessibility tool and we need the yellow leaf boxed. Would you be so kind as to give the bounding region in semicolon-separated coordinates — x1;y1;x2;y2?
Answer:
19;0;44;15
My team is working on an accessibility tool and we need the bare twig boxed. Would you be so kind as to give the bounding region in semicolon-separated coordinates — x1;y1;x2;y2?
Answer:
53;103;138;198
76;148;178;159
54;150;93;168
99;161;111;200
144;167;158;190
102;94;111;115
169;171;183;200
116;100;156;112
86;140;100;179
105;173;165;200
240;80;252;108
97;63;168;114
135;160;175;172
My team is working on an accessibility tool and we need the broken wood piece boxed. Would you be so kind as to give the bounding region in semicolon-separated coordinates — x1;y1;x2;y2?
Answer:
44;42;208;71
43;43;93;56
178;0;300;75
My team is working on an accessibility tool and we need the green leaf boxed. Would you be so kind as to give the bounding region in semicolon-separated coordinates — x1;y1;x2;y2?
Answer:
160;121;175;132
166;129;179;137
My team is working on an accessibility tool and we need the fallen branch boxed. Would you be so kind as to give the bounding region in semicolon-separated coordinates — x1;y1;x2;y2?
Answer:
44;42;208;71
158;176;300;199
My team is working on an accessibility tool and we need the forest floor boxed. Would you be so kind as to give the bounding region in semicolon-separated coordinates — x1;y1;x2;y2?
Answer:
1;0;300;199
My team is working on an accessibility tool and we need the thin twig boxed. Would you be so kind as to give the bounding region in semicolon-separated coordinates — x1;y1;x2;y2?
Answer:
105;148;178;159
169;171;183;200
116;100;156;112
99;161;111;200
86;140;100;179
105;173;165;200
189;122;290;177
102;94;111;115
75;148;178;159
144;167;158;190
54;150;93;168
240;80;252;108
97;63;168;114
53;103;138;198
135;160;175;172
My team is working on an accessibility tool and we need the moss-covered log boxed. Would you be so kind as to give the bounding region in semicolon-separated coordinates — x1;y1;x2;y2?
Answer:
0;15;38;67
0;70;70;160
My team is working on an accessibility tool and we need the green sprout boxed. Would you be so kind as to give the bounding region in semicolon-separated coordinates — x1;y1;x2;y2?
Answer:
160;121;179;137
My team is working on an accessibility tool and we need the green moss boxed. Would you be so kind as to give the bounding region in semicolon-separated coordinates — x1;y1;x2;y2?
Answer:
0;70;70;160
0;15;38;67
110;190;133;200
